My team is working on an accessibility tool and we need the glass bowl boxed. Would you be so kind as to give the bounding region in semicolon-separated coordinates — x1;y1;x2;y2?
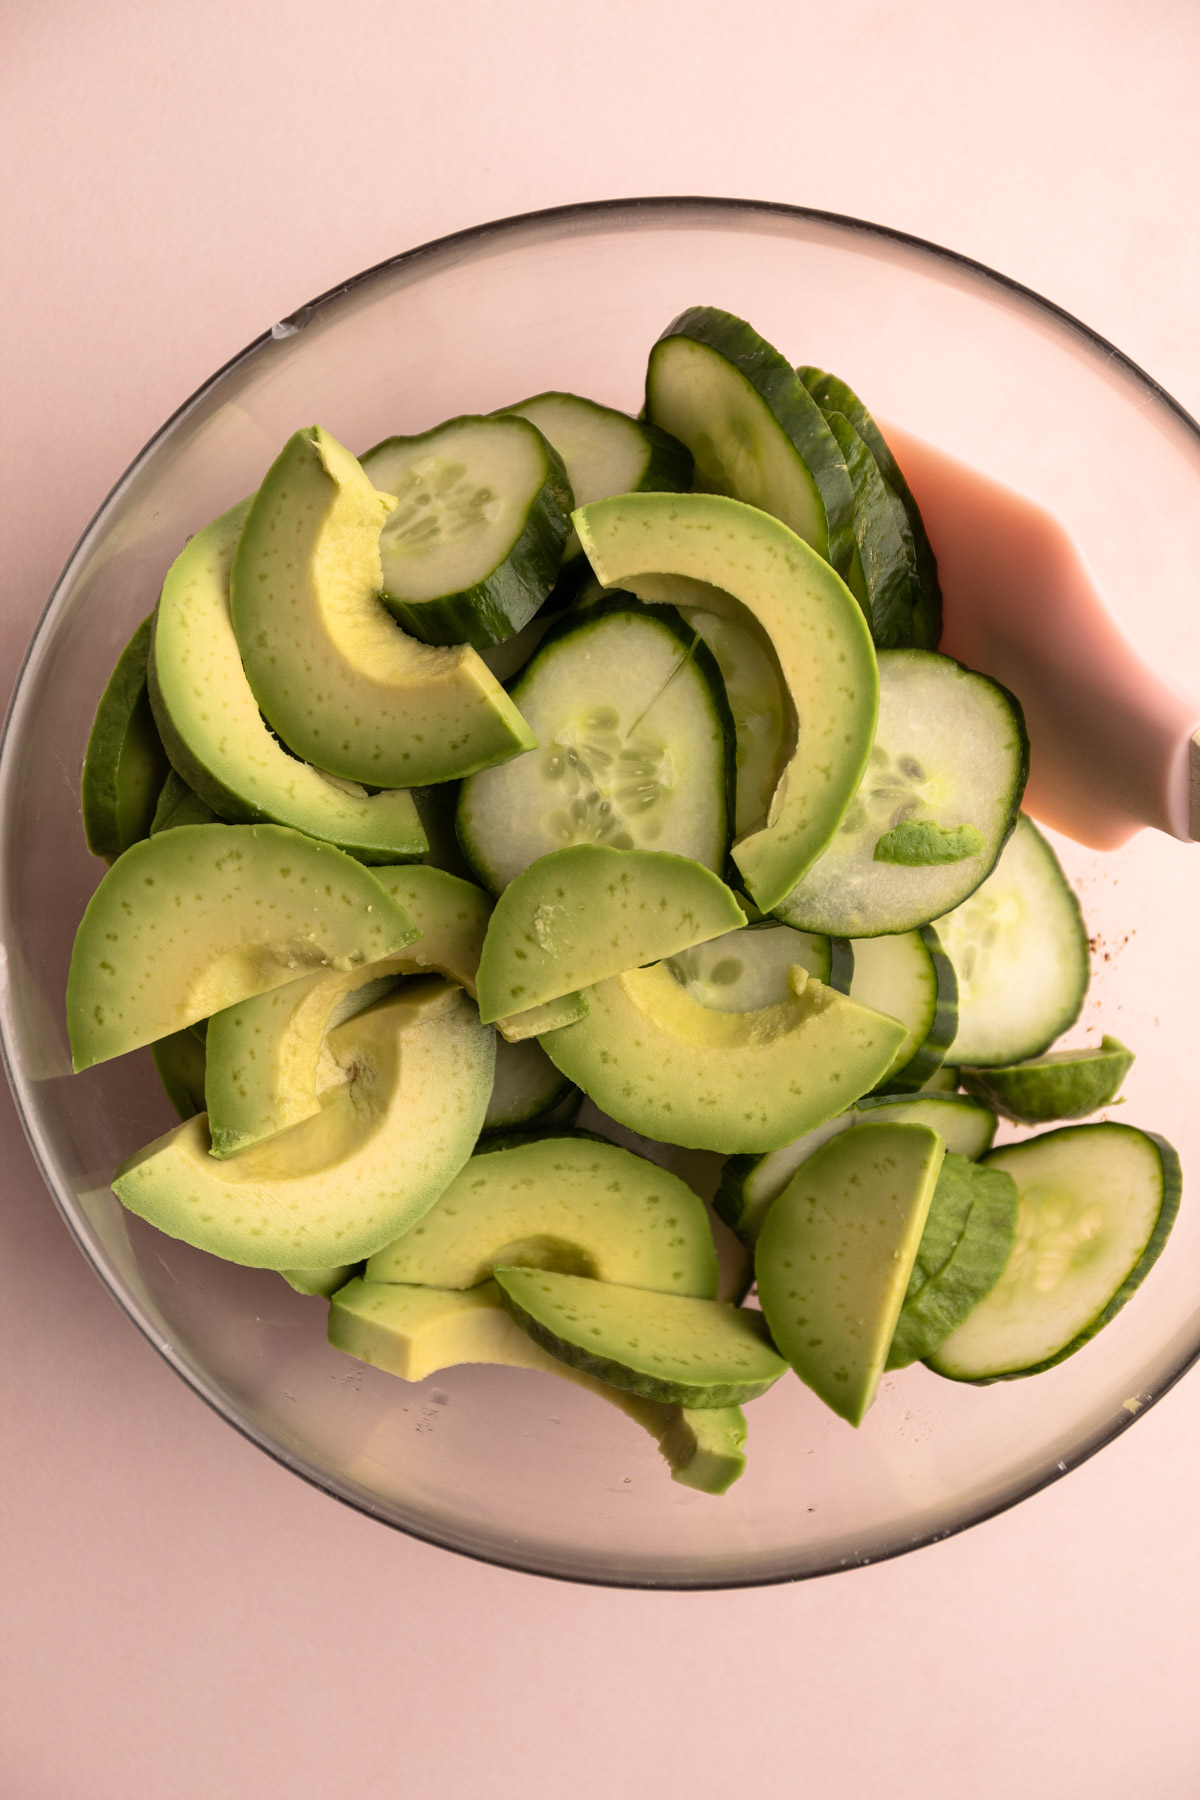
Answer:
4;197;1199;1589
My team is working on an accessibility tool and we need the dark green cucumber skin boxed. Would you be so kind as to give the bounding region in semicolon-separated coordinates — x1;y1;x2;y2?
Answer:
959;1038;1134;1124
875;925;959;1096
799;367;942;649
827;938;855;995
454;596;738;894
494;1276;784;1408
150;768;219;833
364;419;573;651
824;410;916;649
930;1128;1182;1384
648;308;857;582
81;614;172;862
885;1156;1018;1368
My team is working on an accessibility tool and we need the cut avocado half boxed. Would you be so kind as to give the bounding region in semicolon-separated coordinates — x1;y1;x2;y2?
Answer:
328;1277;747;1494
574;491;877;911
81;614;171;863
112;980;494;1268
475;845;746;1024
365;1133;719;1296
66;823;416;1071
540;961;907;1153
494;1267;787;1407
150;499;427;862
756;1121;945;1425
229;426;537;786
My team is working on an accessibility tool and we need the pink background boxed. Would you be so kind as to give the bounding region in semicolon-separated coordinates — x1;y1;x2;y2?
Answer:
5;3;1200;1794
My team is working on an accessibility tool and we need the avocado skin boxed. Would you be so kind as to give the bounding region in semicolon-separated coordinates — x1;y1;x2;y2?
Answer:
81;614;172;862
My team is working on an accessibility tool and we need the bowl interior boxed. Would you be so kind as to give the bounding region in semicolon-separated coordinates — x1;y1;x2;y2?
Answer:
5;199;1200;1587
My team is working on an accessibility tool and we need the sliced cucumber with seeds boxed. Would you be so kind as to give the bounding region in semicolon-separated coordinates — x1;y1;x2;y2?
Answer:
455;600;734;893
361;415;572;650
935;816;1089;1067
928;1124;1180;1381
960;1036;1134;1124
498;392;691;558
885;1153;1019;1368
772;649;1028;937
848;925;957;1094
666;919;834;1010
800;366;942;648
823;409;917;648
646;307;856;579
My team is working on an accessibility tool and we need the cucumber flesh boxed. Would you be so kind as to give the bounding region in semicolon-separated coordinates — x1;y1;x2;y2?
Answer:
823;409;916;649
456;601;734;893
848;925;957;1093
361;415;572;650
960;1036;1132;1124
885;1154;1018;1368
666;920;832;1010
772;649;1028;937
929;1124;1181;1380
935;816;1089;1066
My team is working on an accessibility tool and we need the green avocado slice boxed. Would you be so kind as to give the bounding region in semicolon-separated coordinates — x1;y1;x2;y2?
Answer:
475;845;746;1024
574;491;877;912
150;499;426;862
756;1121;945;1425
885;1154;1019;1367
539;961;906;1154
151;1027;208;1120
365;1133;719;1296
66;823;416;1070
81;614;171;863
328;1277;747;1493
112;980;494;1268
959;1036;1134;1124
150;768;218;833
493;1267;786;1407
229;426;536;786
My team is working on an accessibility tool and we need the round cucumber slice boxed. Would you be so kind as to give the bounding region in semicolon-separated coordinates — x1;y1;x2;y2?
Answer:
928;1124;1181;1381
665;920;833;1010
81;614;171;863
960;1035;1133;1123
772;649;1028;937
823;409;917;649
935;816;1089;1066
885;1154;1019;1368
456;601;735;893
848;925;957;1093
361;415;572;649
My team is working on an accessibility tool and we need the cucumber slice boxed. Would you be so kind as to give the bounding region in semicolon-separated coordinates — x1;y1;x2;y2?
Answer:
799;367;943;649
756;1122;945;1425
935;816;1089;1066
645;307;856;578
361;415;572;650
482;1036;575;1133
666;920;833;1010
150;769;218;833
823;409;917;649
960;1036;1133;1125
928;1124;1181;1381
715;1091;997;1244
772;649;1028;937
81;614;171;862
885;1154;1019;1368
848;925;957;1093
498;392;691;559
493;1268;787;1407
456;600;734;893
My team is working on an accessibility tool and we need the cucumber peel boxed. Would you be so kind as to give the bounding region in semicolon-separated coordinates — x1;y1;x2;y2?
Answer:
960;1036;1133;1124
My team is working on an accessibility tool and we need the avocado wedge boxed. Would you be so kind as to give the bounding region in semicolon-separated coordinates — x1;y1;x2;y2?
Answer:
81;614;171;862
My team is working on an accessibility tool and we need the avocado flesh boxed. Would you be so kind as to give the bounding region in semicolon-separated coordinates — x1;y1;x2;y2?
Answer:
475;844;746;1023
756;1121;945;1425
229;426;536;786
112;980;494;1268
203;865;489;1157
150;500;426;861
328;1277;746;1493
494;1267;786;1407
365;1134;719;1297
495;991;588;1042
67;823;417;1071
540;962;907;1154
960;1036;1134;1124
574;492;877;912
280;1263;360;1298
81;614;171;862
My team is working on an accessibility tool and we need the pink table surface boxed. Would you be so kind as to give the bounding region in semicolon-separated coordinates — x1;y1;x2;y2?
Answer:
6;4;1200;1795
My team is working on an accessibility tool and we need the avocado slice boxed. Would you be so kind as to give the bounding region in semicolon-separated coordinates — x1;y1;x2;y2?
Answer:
756;1121;945;1425
150;768;218;833
574;491;877;911
328;1277;747;1493
67;823;417;1071
150;1027;208;1120
150;500;426;861
228;426;536;786
203;864;491;1157
81;614;171;862
494;991;589;1043
112;980;494;1268
280;1263;361;1299
493;1267;787;1407
539;962;907;1153
365;1133;719;1296
959;1036;1134;1124
475;845;746;1023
